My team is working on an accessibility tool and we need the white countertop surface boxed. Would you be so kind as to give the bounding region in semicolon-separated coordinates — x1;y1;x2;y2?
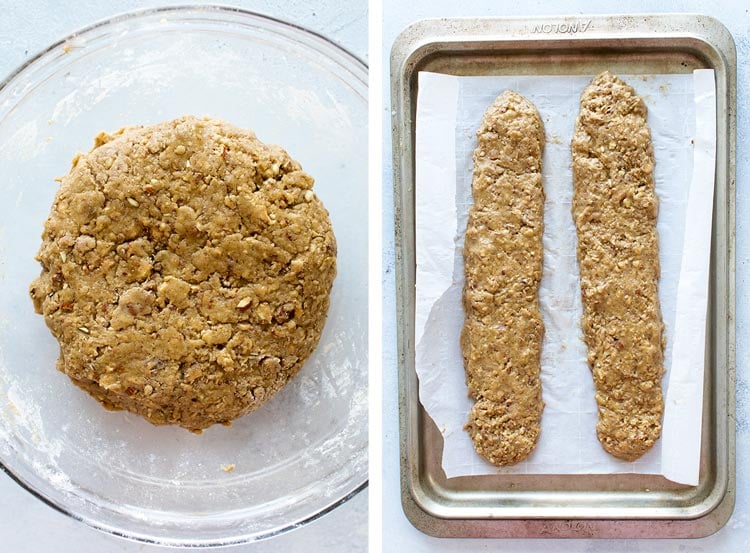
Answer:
382;0;749;550
0;1;367;551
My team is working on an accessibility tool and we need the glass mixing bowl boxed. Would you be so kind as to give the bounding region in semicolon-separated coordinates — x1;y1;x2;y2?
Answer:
0;5;367;547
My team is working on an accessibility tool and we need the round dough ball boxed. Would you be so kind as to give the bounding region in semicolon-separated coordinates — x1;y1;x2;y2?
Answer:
30;116;336;432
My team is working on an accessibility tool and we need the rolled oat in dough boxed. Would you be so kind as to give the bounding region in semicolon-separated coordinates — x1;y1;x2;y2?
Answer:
30;116;336;432
462;91;546;466
572;72;665;461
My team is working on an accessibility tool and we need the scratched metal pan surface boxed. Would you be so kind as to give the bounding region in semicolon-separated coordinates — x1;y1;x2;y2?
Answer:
391;14;736;538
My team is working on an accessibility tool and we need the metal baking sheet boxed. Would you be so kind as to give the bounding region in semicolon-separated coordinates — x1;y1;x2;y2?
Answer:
391;14;736;538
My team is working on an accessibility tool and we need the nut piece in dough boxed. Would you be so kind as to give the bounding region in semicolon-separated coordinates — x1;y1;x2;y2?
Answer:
572;72;665;461
462;91;546;466
29;116;336;432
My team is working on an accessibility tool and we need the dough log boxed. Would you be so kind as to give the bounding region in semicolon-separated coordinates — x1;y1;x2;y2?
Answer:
462;91;546;466
572;72;665;461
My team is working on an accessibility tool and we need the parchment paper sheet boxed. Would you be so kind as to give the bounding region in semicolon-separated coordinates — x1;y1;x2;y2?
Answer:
414;70;716;485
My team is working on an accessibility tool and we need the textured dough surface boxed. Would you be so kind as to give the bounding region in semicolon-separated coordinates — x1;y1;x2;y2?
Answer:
30;116;336;432
461;91;546;466
572;72;665;461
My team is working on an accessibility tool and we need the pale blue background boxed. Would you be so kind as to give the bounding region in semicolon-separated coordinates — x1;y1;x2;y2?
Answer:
0;1;367;552
382;0;749;551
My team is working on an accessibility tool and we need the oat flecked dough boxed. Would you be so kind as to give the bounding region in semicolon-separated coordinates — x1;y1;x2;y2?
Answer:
462;91;546;466
30;116;336;432
572;72;665;461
